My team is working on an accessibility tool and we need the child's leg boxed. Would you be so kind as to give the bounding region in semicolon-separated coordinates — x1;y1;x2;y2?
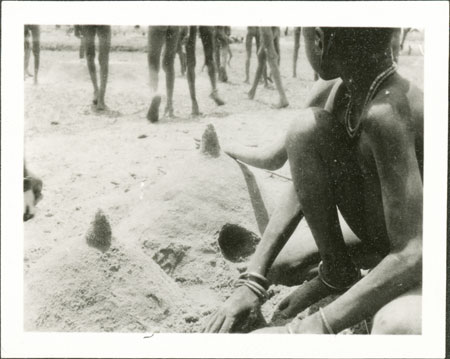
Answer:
273;27;281;66
293;27;301;78
30;25;40;84
83;26;99;105
79;36;86;59
199;26;225;105
248;46;266;99
24;27;32;78
185;26;200;116
96;26;111;110
244;31;253;83
147;26;167;122
162;26;180;117
260;27;288;108
272;108;371;317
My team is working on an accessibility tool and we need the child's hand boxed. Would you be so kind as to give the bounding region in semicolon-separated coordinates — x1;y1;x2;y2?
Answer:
203;285;260;333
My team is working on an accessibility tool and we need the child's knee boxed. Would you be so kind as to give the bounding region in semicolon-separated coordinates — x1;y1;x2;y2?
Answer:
372;313;421;334
371;292;422;334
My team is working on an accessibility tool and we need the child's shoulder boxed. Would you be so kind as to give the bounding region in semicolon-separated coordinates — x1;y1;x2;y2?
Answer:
364;75;422;137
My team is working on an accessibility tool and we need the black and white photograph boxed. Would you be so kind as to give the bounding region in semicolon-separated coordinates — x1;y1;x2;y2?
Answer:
2;1;448;358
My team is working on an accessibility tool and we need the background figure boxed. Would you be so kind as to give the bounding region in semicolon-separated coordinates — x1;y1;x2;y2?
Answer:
83;25;111;111
248;27;289;109
244;26;267;85
185;26;225;118
391;28;402;63
292;27;301;78
147;26;180;122
214;26;232;83
23;164;43;222
74;25;86;59
24;25;40;84
391;27;414;64
176;26;188;76
400;28;412;51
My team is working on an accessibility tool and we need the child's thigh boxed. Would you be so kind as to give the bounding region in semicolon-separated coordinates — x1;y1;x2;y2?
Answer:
371;286;422;334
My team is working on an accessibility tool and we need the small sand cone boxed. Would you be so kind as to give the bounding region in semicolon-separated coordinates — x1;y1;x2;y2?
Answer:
86;209;112;251
200;124;221;158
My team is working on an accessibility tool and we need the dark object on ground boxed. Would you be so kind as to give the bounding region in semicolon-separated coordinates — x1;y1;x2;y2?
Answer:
217;223;260;263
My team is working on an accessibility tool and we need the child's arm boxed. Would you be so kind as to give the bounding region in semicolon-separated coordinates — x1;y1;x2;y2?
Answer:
223;135;287;170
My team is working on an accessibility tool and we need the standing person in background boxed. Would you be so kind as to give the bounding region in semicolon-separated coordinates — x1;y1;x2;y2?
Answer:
147;26;180;122
248;27;289;109
185;26;225;118
292;27;301;78
24;25;40;84
74;25;86;59
82;25;111;112
214;26;232;83
244;26;267;85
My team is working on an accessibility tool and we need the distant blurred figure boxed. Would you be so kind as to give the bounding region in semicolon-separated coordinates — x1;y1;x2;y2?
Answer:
244;26;266;85
24;165;43;222
74;25;86;59
185;26;225;117
81;25;111;111
292;27;301;78
176;26;188;76
147;26;180;122
400;28;412;52
248;27;289;109
391;28;402;63
214;26;232;82
24;25;40;84
391;28;414;63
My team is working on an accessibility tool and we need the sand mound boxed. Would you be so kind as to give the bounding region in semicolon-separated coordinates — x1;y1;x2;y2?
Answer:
24;237;186;332
25;147;270;332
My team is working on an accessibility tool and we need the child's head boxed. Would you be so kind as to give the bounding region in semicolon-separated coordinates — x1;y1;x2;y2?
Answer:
303;27;397;80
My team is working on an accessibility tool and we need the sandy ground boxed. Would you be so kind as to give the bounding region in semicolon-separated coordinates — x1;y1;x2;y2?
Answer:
24;26;424;333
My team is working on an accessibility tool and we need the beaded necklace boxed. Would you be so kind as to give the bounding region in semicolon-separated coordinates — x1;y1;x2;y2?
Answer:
345;63;398;139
